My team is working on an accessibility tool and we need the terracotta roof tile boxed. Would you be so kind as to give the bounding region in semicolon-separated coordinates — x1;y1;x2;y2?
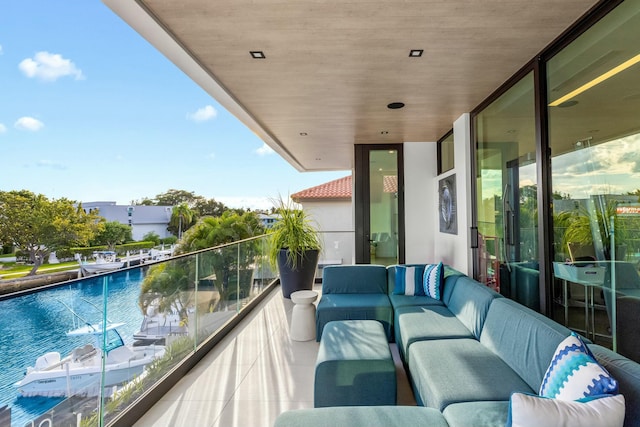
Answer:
291;175;352;201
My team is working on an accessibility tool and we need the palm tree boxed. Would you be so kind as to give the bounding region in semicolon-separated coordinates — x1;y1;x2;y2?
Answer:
169;203;194;239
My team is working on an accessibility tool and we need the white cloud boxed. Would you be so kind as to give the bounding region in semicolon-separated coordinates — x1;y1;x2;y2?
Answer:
15;116;44;131
255;143;275;156
187;105;217;122
0;44;3;55
217;196;272;211
19;51;84;82
0;123;6;134
36;160;66;170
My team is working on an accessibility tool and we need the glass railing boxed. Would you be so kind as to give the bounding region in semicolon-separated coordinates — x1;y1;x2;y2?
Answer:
0;235;276;427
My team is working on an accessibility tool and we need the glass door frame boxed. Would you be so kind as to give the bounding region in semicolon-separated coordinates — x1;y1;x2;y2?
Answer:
354;144;405;265
469;0;622;317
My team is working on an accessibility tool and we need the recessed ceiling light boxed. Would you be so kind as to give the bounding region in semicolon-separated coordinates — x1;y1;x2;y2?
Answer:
250;51;266;59
387;102;405;109
409;49;423;57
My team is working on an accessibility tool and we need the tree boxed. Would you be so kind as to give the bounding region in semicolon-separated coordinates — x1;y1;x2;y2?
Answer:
134;197;155;206
177;211;264;252
0;191;102;275
93;221;132;250
155;189;202;207
168;203;195;238
142;231;161;245
140;211;264;320
193;198;228;217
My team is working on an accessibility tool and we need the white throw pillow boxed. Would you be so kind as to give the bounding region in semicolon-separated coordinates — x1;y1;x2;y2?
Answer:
507;393;625;427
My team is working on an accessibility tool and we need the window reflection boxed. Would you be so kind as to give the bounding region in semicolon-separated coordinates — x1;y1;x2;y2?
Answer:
548;0;640;360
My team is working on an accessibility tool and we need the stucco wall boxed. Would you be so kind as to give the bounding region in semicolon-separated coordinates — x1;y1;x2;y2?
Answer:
404;113;472;276
297;200;354;265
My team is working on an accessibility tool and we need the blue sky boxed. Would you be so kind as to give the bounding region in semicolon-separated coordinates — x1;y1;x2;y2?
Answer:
0;1;348;210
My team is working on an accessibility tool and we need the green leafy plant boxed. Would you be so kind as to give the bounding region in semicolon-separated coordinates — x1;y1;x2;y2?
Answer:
267;197;321;269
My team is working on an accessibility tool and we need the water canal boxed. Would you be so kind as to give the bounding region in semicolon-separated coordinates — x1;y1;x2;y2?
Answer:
0;268;147;427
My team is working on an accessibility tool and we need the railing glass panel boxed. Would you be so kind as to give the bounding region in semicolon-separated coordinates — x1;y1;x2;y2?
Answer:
1;235;274;427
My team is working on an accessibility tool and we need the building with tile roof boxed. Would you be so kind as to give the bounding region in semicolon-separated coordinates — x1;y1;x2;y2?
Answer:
291;176;354;266
291;175;352;202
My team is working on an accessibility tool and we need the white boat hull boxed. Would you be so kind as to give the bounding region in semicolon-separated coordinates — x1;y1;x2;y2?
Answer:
80;261;125;275
15;346;164;398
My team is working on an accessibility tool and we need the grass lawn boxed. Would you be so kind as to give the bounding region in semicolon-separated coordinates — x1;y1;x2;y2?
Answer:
0;261;80;280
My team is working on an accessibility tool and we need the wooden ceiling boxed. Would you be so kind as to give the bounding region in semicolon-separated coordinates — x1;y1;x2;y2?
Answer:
105;0;600;171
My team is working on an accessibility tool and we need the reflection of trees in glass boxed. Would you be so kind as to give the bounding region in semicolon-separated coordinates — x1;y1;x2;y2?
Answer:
519;185;538;261
557;201;640;260
140;211;265;319
178;212;264;304
139;260;193;321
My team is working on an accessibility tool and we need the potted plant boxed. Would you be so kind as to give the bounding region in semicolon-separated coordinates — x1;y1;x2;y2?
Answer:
268;197;321;298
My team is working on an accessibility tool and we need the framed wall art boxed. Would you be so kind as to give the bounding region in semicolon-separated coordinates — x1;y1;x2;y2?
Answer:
438;174;457;234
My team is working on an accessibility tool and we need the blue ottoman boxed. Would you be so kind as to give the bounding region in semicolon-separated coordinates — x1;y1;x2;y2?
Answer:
315;320;396;407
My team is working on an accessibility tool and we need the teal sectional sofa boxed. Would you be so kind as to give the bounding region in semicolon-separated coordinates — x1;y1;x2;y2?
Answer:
277;264;640;427
315;265;393;341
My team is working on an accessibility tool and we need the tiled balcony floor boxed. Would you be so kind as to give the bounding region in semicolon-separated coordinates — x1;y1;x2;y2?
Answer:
134;285;416;427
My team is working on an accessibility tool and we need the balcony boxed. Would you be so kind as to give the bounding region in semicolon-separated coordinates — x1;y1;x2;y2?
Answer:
131;283;414;427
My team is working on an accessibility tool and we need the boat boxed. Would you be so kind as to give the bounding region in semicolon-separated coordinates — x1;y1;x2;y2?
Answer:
133;300;188;345
77;251;125;276
14;321;165;398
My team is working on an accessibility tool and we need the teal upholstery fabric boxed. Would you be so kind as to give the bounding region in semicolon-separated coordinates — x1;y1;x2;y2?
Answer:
589;344;640;427
316;294;393;341
479;298;572;392
388;293;443;310
395;305;474;363
443;401;510;427
444;276;501;340
315;320;395;407
317;264;393;341
274;406;449;427
408;338;534;411
441;266;465;305
322;265;387;294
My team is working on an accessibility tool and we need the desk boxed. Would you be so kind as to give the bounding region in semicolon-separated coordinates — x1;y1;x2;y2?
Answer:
553;263;605;341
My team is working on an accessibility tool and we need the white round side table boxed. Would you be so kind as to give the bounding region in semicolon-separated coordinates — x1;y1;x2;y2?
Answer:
290;290;318;341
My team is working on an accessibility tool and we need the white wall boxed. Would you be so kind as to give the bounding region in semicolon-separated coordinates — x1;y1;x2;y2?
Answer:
433;114;473;275
404;113;473;275
299;200;354;265
403;142;437;263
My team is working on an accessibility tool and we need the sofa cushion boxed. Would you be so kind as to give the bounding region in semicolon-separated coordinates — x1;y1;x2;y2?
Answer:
589;344;640;427
442;401;509;427
322;264;387;294
316;294;393;341
479;298;572;392
446;275;500;340
423;262;444;299
273;406;449;427
388;293;443;310
395;305;474;363
540;333;618;400
393;265;426;296
408;338;534;411
506;393;625;427
315;320;395;407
